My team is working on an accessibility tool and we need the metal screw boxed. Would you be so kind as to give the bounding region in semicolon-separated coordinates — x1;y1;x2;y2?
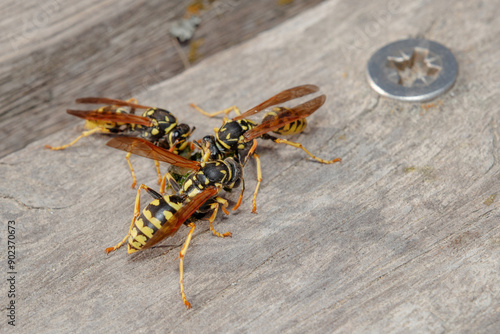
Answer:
367;39;458;102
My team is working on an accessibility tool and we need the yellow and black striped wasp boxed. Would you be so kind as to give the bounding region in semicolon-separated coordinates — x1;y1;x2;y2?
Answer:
105;136;244;309
45;97;195;187
190;84;341;213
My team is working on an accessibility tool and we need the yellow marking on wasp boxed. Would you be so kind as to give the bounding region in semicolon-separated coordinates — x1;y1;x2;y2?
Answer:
184;179;193;190
143;209;163;229
130;227;138;239
151;128;160;136
163;209;174;221
134;234;148;246
147;110;155;116
164;123;176;133
277;122;298;135
129;237;143;249
150;199;160;207
127;245;139;253
83;119;116;130
136;218;154;238
171;201;183;211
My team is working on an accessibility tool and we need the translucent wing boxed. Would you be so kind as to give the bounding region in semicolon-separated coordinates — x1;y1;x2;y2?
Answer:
66;109;153;126
233;85;319;121
243;94;326;141
106;137;201;170
75;97;152;109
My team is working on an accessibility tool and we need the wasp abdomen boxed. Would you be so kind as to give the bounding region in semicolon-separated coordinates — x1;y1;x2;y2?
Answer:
127;195;183;253
262;107;307;136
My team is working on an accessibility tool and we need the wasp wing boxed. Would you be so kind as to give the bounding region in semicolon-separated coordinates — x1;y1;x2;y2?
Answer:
66;109;153;126
233;84;319;121
75;97;152;109
142;187;219;249
106;137;201;170
243;94;326;142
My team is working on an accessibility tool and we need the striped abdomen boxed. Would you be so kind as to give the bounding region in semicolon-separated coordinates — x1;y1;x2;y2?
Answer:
83;106;130;133
127;195;183;253
262;107;307;136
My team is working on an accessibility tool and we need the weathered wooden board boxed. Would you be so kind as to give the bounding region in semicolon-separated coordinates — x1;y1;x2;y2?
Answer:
0;0;323;158
1;0;499;332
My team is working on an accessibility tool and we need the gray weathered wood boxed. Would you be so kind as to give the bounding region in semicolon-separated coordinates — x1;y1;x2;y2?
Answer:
1;0;499;332
0;0;323;158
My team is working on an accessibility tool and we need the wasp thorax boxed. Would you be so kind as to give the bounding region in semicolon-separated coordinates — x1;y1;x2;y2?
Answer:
137;108;178;142
203;162;230;184
216;119;257;151
200;158;241;190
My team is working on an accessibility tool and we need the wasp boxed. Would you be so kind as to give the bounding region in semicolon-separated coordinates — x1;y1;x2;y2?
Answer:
190;84;341;212
45;97;195;187
105;136;243;309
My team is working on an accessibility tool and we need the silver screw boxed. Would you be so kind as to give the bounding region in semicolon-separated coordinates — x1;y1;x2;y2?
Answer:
367;39;458;102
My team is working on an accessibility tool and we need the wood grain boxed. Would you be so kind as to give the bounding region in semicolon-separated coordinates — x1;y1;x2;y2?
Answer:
1;0;499;332
0;0;323;158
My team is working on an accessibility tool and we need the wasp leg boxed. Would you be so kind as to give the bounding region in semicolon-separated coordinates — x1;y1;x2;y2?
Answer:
242;139;258;167
189;103;241;118
234;139;261;213
105;184;146;254
234;140;257;210
200;140;212;163
251;153;262;214
154;160;162;185
208;197;231;238
159;172;181;195
271;137;342;164
233;177;245;212
44;127;104;150
179;222;196;309
125;152;138;189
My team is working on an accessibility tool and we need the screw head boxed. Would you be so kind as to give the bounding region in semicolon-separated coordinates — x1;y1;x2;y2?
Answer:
367;39;458;102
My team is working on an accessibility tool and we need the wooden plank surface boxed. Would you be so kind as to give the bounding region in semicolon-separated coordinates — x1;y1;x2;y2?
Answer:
1;0;500;332
0;0;323;158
